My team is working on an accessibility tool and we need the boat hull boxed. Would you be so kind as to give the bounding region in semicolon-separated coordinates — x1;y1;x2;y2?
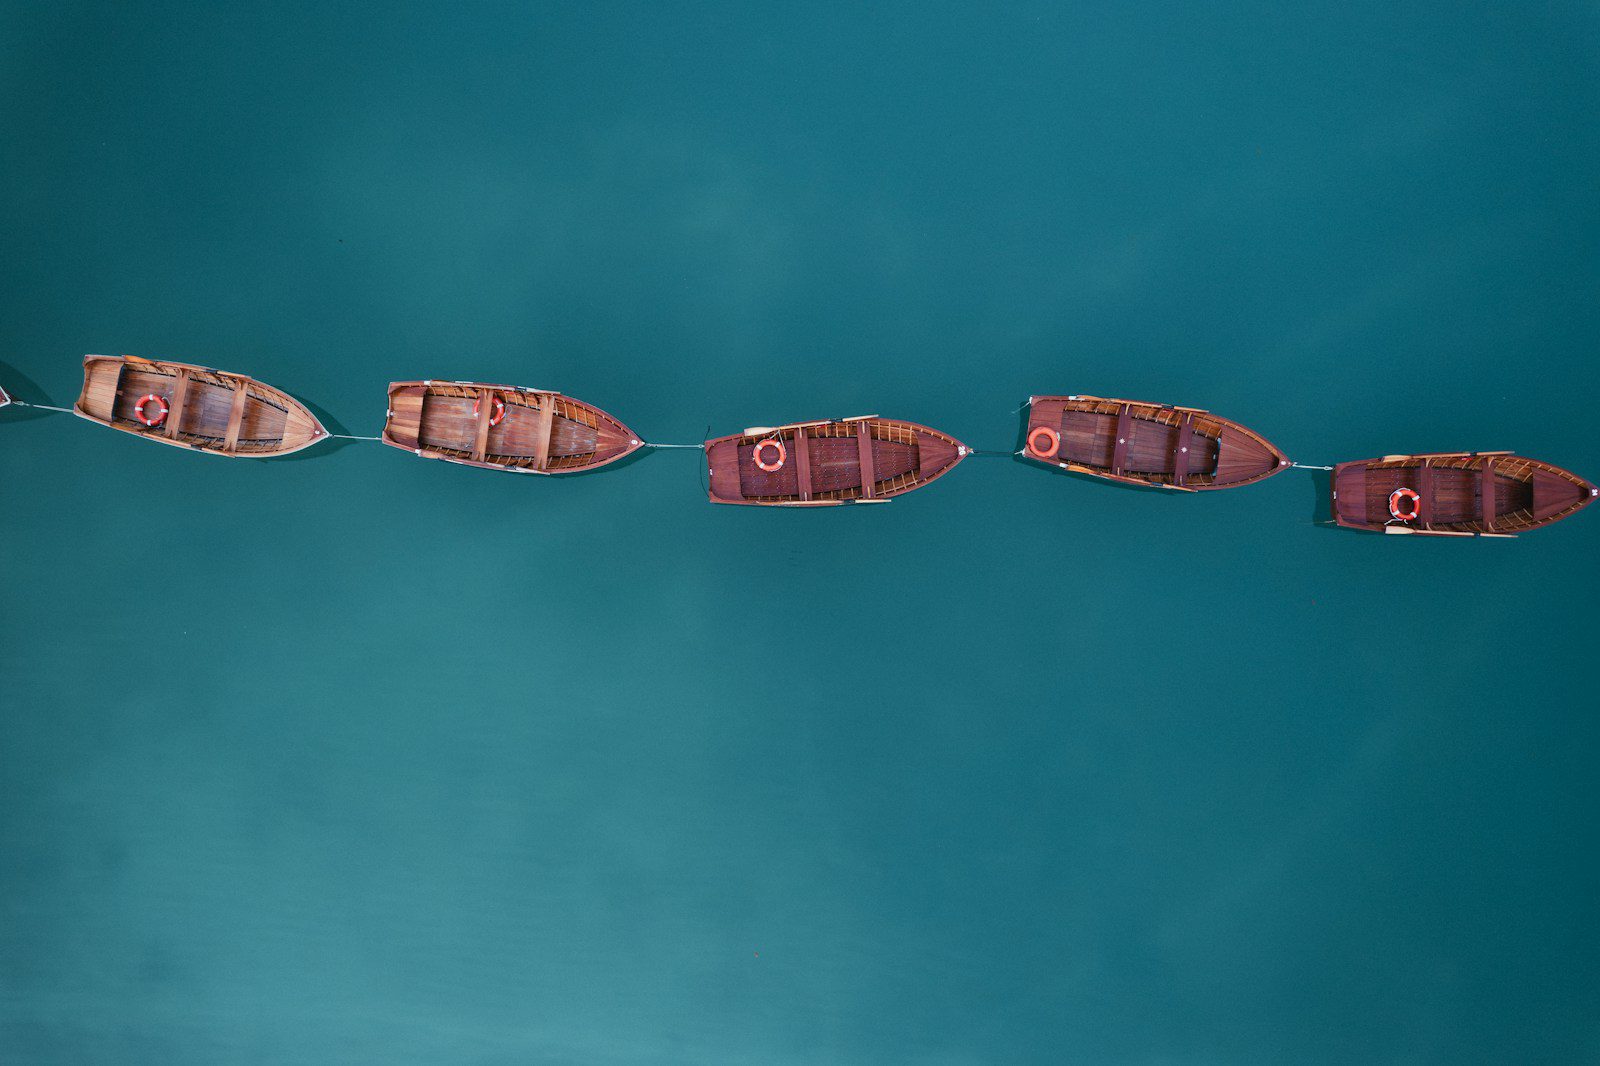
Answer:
1023;395;1290;490
705;417;967;505
1332;452;1597;536
382;381;642;474
73;355;326;457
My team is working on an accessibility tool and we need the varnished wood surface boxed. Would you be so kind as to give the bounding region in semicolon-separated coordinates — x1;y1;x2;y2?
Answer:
855;421;876;499
162;369;192;441
1170;411;1194;486
1332;452;1597;536
1023;395;1290;491
792;425;814;502
72;355;327;457
222;377;252;451
381;380;642;474
471;387;495;461
704;417;967;505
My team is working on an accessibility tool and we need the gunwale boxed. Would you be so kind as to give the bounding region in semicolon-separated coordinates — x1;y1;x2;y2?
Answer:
381;380;643;474
1332;451;1597;536
704;415;968;506
72;354;327;457
1023;394;1291;490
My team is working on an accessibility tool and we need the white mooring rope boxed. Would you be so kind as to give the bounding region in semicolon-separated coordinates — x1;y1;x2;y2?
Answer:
9;400;75;414
1;400;1348;474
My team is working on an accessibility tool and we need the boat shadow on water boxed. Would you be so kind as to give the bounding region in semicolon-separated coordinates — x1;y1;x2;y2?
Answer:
267;395;361;462
0;358;63;423
1305;467;1340;529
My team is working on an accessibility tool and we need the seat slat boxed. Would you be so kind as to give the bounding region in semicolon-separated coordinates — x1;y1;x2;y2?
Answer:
855;421;876;498
162;369;191;439
1110;404;1132;474
1170;411;1194;486
531;394;555;470
1480;458;1494;532
222;379;251;452
1414;463;1433;525
794;426;813;501
471;388;495;461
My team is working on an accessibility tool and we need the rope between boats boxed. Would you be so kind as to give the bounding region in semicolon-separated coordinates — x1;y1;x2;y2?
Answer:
0;403;1343;472
9;400;74;414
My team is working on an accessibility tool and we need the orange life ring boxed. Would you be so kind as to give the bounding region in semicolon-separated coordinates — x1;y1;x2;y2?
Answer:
1389;487;1421;521
753;437;787;472
133;393;169;427
473;394;506;426
1027;425;1060;459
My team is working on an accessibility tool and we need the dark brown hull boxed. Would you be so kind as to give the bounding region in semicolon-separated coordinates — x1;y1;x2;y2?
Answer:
1332;452;1596;536
1023;395;1290;490
383;381;642;474
705;417;967;506
73;355;327;457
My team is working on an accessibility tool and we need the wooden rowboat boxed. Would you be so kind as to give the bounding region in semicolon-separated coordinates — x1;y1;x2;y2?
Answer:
1023;395;1290;490
382;381;643;473
74;355;327;457
1333;452;1597;536
705;416;967;506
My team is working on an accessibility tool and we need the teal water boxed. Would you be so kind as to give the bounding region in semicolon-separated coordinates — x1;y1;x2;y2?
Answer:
3;3;1599;1062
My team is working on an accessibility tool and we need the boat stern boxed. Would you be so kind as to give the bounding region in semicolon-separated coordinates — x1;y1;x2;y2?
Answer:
383;382;428;451
1330;461;1370;530
75;354;124;422
704;435;749;503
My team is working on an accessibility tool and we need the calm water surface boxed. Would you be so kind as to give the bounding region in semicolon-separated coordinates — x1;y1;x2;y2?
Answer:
2;3;1598;1063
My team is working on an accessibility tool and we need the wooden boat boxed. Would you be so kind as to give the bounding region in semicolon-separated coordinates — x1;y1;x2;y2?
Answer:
705;416;967;506
1332;451;1597;536
382;381;643;473
74;355;327;456
1023;395;1290;490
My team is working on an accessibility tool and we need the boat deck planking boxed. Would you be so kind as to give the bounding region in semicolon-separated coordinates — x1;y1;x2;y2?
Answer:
73;355;326;457
382;381;642;474
705;416;967;505
1024;395;1290;491
1332;452;1596;536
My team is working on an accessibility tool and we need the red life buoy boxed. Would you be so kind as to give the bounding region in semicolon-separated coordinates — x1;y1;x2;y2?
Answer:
473;394;506;426
1028;425;1060;459
1389;487;1421;521
753;437;787;472
133;393;169;428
